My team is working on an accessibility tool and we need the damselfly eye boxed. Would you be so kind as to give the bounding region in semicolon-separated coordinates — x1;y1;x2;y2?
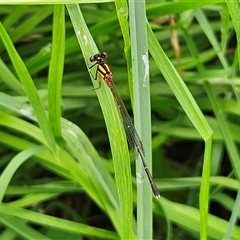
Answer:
90;56;94;62
101;52;107;59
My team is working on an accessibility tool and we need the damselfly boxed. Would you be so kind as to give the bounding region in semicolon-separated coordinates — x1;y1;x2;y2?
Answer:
89;52;160;198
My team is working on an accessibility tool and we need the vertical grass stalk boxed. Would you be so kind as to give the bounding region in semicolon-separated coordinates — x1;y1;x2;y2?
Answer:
129;0;153;238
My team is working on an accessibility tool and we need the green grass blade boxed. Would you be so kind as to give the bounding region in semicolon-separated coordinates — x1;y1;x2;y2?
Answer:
146;1;226;17
0;93;120;211
1;5;28;30
220;4;231;53
226;0;240;72
158;197;240;240
66;4;133;238
223;2;240;238
5;5;53;44
0;146;47;203
0;58;25;95
204;81;240;179
223;188;240;239
115;0;132;97
0;22;56;153
199;138;212;239
147;20;213;239
147;22;212;141
194;8;229;69
0;0;113;3
0;204;118;239
48;5;65;144
129;0;153;239
0;213;51;240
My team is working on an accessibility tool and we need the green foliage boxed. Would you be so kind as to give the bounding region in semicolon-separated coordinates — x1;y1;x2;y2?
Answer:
0;1;240;239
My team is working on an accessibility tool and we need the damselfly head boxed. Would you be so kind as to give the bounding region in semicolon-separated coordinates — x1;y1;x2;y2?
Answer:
100;52;107;59
90;52;108;63
89;55;96;62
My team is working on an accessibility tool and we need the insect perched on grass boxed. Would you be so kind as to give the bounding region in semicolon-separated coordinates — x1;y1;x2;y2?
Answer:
89;52;160;198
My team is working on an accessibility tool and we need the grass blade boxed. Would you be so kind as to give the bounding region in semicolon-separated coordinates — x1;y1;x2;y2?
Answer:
66;4;133;238
0;22;56;153
129;0;154;238
48;5;65;144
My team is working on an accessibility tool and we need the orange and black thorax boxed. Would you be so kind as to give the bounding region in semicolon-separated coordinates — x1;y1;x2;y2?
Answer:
97;62;113;88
